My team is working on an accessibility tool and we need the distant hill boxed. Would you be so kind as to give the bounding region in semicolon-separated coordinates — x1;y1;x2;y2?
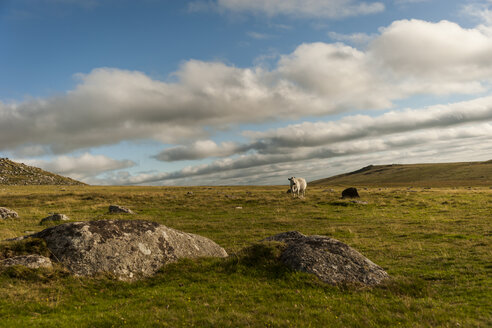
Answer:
0;158;85;185
310;160;492;187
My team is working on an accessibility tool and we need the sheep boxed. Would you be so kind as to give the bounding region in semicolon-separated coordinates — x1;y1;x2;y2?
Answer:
288;177;307;198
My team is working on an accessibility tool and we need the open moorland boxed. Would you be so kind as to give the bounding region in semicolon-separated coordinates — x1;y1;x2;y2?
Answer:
0;182;490;327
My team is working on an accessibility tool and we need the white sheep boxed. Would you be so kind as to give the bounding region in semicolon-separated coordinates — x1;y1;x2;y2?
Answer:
288;177;307;198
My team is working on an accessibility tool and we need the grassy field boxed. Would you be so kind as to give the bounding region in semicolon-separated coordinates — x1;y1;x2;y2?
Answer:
311;160;492;187
0;184;491;327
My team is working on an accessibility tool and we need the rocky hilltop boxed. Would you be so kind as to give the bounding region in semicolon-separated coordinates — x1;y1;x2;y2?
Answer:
0;158;85;185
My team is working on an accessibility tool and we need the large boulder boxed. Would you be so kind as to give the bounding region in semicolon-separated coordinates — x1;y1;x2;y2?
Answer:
264;231;389;286
0;207;18;219
28;220;227;280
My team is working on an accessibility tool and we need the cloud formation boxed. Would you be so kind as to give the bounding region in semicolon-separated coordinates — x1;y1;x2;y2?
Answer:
154;140;246;162
1;19;492;166
327;31;376;47
154;96;492;161
463;1;492;25
369;19;492;94
99;96;492;185
213;0;385;19
18;153;135;181
93;122;492;186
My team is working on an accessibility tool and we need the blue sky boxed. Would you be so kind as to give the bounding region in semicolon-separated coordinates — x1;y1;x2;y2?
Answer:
1;0;492;185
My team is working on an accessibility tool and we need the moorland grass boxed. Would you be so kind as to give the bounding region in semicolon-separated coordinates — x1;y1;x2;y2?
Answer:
0;185;490;327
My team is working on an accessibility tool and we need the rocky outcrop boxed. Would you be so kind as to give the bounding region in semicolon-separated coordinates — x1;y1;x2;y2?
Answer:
0;255;52;269
40;213;70;224
29;220;227;280
0;158;84;185
109;205;134;214
0;207;18;219
264;231;389;286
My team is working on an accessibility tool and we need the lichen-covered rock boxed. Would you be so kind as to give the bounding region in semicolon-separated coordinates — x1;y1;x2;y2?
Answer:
0;207;18;219
109;205;134;214
40;213;70;224
29;220;227;280
263;231;389;286
0;255;52;269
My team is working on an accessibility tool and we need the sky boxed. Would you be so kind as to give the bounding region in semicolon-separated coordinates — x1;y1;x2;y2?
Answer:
1;0;492;186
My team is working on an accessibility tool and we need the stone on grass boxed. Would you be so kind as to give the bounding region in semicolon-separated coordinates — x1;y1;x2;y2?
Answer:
40;213;70;224
0;255;52;269
263;231;389;286
28;220;227;280
109;205;134;214
0;207;18;219
341;187;360;199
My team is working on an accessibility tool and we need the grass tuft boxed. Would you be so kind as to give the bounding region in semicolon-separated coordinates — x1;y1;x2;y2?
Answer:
0;238;50;260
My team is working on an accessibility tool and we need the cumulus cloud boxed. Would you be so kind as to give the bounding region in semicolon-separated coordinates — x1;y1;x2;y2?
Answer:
154;96;492;161
154;140;247;161
369;19;492;94
245;96;492;151
328;31;377;47
17;153;135;181
120;97;492;185
212;0;385;19
92;122;492;186
463;1;492;25
1;19;492;159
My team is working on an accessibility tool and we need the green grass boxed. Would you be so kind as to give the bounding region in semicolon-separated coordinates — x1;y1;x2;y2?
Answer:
311;160;492;187
0;185;491;327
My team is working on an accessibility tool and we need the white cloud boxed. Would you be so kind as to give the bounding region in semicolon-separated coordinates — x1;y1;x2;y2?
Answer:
92;122;492;186
17;153;135;181
1;19;492;161
245;96;492;150
369;19;492;94
328;31;377;47
154;140;246;161
213;0;385;19
462;1;492;25
153;96;492;161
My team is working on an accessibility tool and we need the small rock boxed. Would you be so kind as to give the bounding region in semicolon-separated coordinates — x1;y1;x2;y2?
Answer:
0;207;18;219
350;200;368;204
341;187;360;199
1;255;52;269
109;205;134;214
40;213;70;224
